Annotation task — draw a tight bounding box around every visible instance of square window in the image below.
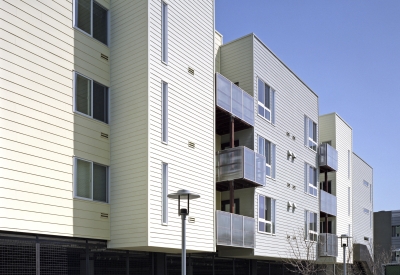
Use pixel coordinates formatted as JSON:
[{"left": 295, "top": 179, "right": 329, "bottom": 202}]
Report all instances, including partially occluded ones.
[{"left": 75, "top": 158, "right": 108, "bottom": 203}]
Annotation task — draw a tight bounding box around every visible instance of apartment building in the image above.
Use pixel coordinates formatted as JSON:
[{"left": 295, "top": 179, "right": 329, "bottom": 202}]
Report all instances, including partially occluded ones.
[
  {"left": 0, "top": 0, "right": 374, "bottom": 274},
  {"left": 374, "top": 210, "right": 400, "bottom": 263}
]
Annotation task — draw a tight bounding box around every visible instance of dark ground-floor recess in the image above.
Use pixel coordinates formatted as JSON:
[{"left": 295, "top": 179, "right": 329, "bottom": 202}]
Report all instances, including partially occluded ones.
[{"left": 1, "top": 231, "right": 364, "bottom": 275}]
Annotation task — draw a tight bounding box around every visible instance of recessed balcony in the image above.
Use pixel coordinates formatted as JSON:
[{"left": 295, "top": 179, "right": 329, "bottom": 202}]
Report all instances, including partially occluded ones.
[
  {"left": 320, "top": 190, "right": 337, "bottom": 216},
  {"left": 319, "top": 143, "right": 338, "bottom": 172},
  {"left": 318, "top": 233, "right": 338, "bottom": 257},
  {"left": 216, "top": 210, "right": 255, "bottom": 249},
  {"left": 216, "top": 73, "right": 254, "bottom": 135},
  {"left": 216, "top": 146, "right": 266, "bottom": 191}
]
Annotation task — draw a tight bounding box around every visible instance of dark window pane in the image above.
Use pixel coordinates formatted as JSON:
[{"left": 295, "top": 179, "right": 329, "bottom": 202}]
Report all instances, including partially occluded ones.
[
  {"left": 93, "top": 82, "right": 108, "bottom": 123},
  {"left": 259, "top": 195, "right": 265, "bottom": 219},
  {"left": 77, "top": 159, "right": 92, "bottom": 199},
  {"left": 93, "top": 164, "right": 107, "bottom": 202},
  {"left": 93, "top": 2, "right": 108, "bottom": 44},
  {"left": 258, "top": 79, "right": 265, "bottom": 103},
  {"left": 77, "top": 0, "right": 91, "bottom": 34},
  {"left": 265, "top": 84, "right": 270, "bottom": 108},
  {"left": 75, "top": 74, "right": 91, "bottom": 115}
]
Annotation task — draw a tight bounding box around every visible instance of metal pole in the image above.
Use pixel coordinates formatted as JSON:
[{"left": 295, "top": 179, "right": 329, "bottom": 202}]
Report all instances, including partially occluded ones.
[
  {"left": 343, "top": 245, "right": 346, "bottom": 275},
  {"left": 182, "top": 212, "right": 187, "bottom": 275}
]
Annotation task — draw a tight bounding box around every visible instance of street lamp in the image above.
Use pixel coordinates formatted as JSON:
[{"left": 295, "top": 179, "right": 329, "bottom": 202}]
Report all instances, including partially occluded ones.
[
  {"left": 168, "top": 189, "right": 200, "bottom": 275},
  {"left": 340, "top": 234, "right": 352, "bottom": 275}
]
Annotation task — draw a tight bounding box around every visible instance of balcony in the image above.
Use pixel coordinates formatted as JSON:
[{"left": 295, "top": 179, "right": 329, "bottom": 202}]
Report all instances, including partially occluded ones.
[
  {"left": 320, "top": 190, "right": 337, "bottom": 216},
  {"left": 216, "top": 73, "right": 254, "bottom": 135},
  {"left": 216, "top": 146, "right": 266, "bottom": 190},
  {"left": 319, "top": 143, "right": 338, "bottom": 172},
  {"left": 318, "top": 233, "right": 338, "bottom": 257},
  {"left": 216, "top": 210, "right": 255, "bottom": 249}
]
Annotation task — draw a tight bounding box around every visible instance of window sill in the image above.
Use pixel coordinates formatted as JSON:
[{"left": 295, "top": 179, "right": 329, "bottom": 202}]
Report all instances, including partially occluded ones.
[
  {"left": 162, "top": 222, "right": 168, "bottom": 226},
  {"left": 304, "top": 192, "right": 318, "bottom": 198},
  {"left": 257, "top": 231, "right": 276, "bottom": 236},
  {"left": 161, "top": 60, "right": 168, "bottom": 66},
  {"left": 304, "top": 145, "right": 317, "bottom": 154},
  {"left": 73, "top": 26, "right": 109, "bottom": 48},
  {"left": 161, "top": 140, "right": 168, "bottom": 145},
  {"left": 257, "top": 113, "right": 275, "bottom": 125},
  {"left": 73, "top": 197, "right": 109, "bottom": 205}
]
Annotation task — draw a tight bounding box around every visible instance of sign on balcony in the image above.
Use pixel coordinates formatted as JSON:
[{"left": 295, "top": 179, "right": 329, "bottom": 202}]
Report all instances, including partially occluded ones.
[
  {"left": 216, "top": 73, "right": 254, "bottom": 126},
  {"left": 216, "top": 210, "right": 255, "bottom": 248}
]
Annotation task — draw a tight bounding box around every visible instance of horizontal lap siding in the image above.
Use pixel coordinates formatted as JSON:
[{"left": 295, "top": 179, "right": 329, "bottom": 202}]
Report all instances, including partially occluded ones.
[
  {"left": 251, "top": 36, "right": 319, "bottom": 259},
  {"left": 352, "top": 153, "right": 373, "bottom": 248},
  {"left": 147, "top": 0, "right": 215, "bottom": 252},
  {"left": 108, "top": 0, "right": 149, "bottom": 249},
  {"left": 0, "top": 0, "right": 110, "bottom": 239}
]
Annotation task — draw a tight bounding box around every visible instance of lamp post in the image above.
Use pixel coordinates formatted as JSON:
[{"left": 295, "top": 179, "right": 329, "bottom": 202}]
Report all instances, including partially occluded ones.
[
  {"left": 340, "top": 234, "right": 352, "bottom": 275},
  {"left": 168, "top": 189, "right": 200, "bottom": 275}
]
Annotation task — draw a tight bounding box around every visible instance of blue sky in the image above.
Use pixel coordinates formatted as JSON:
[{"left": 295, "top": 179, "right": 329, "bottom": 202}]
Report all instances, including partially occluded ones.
[{"left": 215, "top": 0, "right": 400, "bottom": 211}]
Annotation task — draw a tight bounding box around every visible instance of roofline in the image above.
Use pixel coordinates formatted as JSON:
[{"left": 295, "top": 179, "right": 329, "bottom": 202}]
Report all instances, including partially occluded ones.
[
  {"left": 214, "top": 30, "right": 223, "bottom": 43},
  {"left": 220, "top": 33, "right": 318, "bottom": 98},
  {"left": 319, "top": 112, "right": 353, "bottom": 130},
  {"left": 352, "top": 152, "right": 373, "bottom": 170}
]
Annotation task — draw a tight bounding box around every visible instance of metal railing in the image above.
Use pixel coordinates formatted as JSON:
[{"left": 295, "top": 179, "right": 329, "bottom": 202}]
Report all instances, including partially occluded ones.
[
  {"left": 319, "top": 143, "right": 338, "bottom": 172},
  {"left": 320, "top": 190, "right": 337, "bottom": 216},
  {"left": 216, "top": 73, "right": 254, "bottom": 126},
  {"left": 318, "top": 233, "right": 338, "bottom": 257},
  {"left": 216, "top": 210, "right": 255, "bottom": 248},
  {"left": 216, "top": 146, "right": 266, "bottom": 186}
]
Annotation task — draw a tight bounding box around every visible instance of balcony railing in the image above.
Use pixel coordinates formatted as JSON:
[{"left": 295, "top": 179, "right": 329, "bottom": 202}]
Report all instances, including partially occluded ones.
[
  {"left": 216, "top": 146, "right": 266, "bottom": 187},
  {"left": 216, "top": 210, "right": 255, "bottom": 248},
  {"left": 216, "top": 73, "right": 254, "bottom": 126},
  {"left": 319, "top": 143, "right": 338, "bottom": 172},
  {"left": 318, "top": 233, "right": 338, "bottom": 257},
  {"left": 320, "top": 190, "right": 337, "bottom": 216}
]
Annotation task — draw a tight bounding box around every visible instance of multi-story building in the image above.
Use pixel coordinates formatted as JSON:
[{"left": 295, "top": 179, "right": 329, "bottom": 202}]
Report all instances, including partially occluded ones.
[
  {"left": 374, "top": 210, "right": 400, "bottom": 263},
  {"left": 0, "top": 0, "right": 373, "bottom": 274}
]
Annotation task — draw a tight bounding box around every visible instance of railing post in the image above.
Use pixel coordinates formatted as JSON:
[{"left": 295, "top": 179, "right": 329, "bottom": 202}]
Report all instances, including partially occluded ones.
[{"left": 230, "top": 213, "right": 233, "bottom": 246}]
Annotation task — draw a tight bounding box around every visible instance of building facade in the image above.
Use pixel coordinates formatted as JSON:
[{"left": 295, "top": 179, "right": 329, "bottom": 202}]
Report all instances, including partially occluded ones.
[
  {"left": 374, "top": 210, "right": 400, "bottom": 263},
  {"left": 0, "top": 0, "right": 373, "bottom": 274}
]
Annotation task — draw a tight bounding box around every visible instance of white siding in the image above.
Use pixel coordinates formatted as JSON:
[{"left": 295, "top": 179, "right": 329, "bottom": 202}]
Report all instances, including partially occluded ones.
[
  {"left": 0, "top": 0, "right": 110, "bottom": 239},
  {"left": 147, "top": 0, "right": 215, "bottom": 252}
]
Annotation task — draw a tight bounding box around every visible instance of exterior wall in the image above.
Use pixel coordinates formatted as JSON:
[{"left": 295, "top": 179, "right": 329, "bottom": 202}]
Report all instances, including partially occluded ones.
[
  {"left": 215, "top": 31, "right": 222, "bottom": 73},
  {"left": 392, "top": 211, "right": 400, "bottom": 250},
  {"left": 108, "top": 0, "right": 149, "bottom": 249},
  {"left": 147, "top": 0, "right": 215, "bottom": 252},
  {"left": 374, "top": 211, "right": 392, "bottom": 256},
  {"left": 220, "top": 188, "right": 255, "bottom": 218},
  {"left": 252, "top": 35, "right": 319, "bottom": 259},
  {"left": 219, "top": 34, "right": 254, "bottom": 96},
  {"left": 0, "top": 0, "right": 110, "bottom": 239},
  {"left": 352, "top": 153, "right": 373, "bottom": 247}
]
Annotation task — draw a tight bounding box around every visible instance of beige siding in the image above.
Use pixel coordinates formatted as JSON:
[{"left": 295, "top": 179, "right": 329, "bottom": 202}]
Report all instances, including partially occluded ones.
[
  {"left": 0, "top": 0, "right": 110, "bottom": 239},
  {"left": 108, "top": 0, "right": 149, "bottom": 249},
  {"left": 147, "top": 0, "right": 215, "bottom": 252}
]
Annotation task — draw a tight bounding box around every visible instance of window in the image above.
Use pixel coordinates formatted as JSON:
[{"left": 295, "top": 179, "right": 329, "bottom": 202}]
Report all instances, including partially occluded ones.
[
  {"left": 363, "top": 180, "right": 369, "bottom": 187},
  {"left": 304, "top": 116, "right": 317, "bottom": 151},
  {"left": 258, "top": 195, "right": 276, "bottom": 234},
  {"left": 257, "top": 78, "right": 276, "bottom": 123},
  {"left": 320, "top": 180, "right": 332, "bottom": 193},
  {"left": 162, "top": 163, "right": 168, "bottom": 224},
  {"left": 305, "top": 163, "right": 317, "bottom": 196},
  {"left": 161, "top": 2, "right": 168, "bottom": 63},
  {"left": 162, "top": 81, "right": 168, "bottom": 143},
  {"left": 221, "top": 199, "right": 240, "bottom": 214},
  {"left": 74, "top": 0, "right": 108, "bottom": 45},
  {"left": 74, "top": 72, "right": 109, "bottom": 123},
  {"left": 258, "top": 136, "right": 276, "bottom": 179},
  {"left": 74, "top": 158, "right": 108, "bottom": 203},
  {"left": 305, "top": 210, "right": 318, "bottom": 241},
  {"left": 392, "top": 226, "right": 400, "bottom": 237},
  {"left": 320, "top": 220, "right": 332, "bottom": 233},
  {"left": 348, "top": 150, "right": 351, "bottom": 179},
  {"left": 348, "top": 187, "right": 351, "bottom": 216}
]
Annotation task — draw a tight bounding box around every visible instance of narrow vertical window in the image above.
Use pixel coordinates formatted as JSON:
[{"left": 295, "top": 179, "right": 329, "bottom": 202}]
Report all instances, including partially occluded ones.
[
  {"left": 162, "top": 163, "right": 168, "bottom": 224},
  {"left": 348, "top": 224, "right": 351, "bottom": 236},
  {"left": 258, "top": 195, "right": 276, "bottom": 234},
  {"left": 304, "top": 116, "right": 317, "bottom": 151},
  {"left": 347, "top": 150, "right": 350, "bottom": 178},
  {"left": 162, "top": 81, "right": 168, "bottom": 143},
  {"left": 162, "top": 2, "right": 168, "bottom": 63},
  {"left": 258, "top": 136, "right": 276, "bottom": 179},
  {"left": 348, "top": 187, "right": 350, "bottom": 216},
  {"left": 257, "top": 78, "right": 276, "bottom": 123},
  {"left": 305, "top": 163, "right": 318, "bottom": 196}
]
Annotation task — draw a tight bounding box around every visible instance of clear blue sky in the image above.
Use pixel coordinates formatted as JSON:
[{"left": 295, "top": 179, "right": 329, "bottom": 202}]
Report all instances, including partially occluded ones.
[{"left": 215, "top": 0, "right": 400, "bottom": 211}]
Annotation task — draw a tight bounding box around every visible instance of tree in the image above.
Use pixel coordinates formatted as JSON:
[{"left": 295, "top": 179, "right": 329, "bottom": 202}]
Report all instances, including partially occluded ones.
[{"left": 283, "top": 228, "right": 325, "bottom": 275}]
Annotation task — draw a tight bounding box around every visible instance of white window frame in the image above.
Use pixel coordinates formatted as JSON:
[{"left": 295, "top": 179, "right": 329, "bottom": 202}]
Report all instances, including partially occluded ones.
[
  {"left": 73, "top": 72, "right": 109, "bottom": 124},
  {"left": 73, "top": 0, "right": 109, "bottom": 46},
  {"left": 304, "top": 116, "right": 317, "bottom": 151},
  {"left": 162, "top": 162, "right": 168, "bottom": 225},
  {"left": 161, "top": 1, "right": 168, "bottom": 63},
  {"left": 161, "top": 81, "right": 168, "bottom": 143},
  {"left": 73, "top": 157, "right": 109, "bottom": 203},
  {"left": 257, "top": 78, "right": 276, "bottom": 124},
  {"left": 305, "top": 210, "right": 318, "bottom": 242},
  {"left": 258, "top": 194, "right": 276, "bottom": 235},
  {"left": 258, "top": 135, "right": 276, "bottom": 179},
  {"left": 305, "top": 163, "right": 318, "bottom": 197}
]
